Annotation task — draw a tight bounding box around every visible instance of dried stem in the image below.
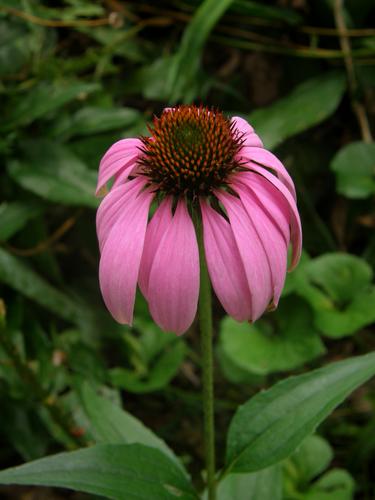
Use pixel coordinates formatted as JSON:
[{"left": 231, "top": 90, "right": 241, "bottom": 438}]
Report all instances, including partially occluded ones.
[
  {"left": 334, "top": 0, "right": 373, "bottom": 143},
  {"left": 5, "top": 211, "right": 81, "bottom": 257},
  {"left": 0, "top": 5, "right": 110, "bottom": 27}
]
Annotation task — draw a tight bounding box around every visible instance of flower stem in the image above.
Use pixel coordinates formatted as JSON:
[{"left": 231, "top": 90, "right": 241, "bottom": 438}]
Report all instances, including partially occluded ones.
[{"left": 194, "top": 211, "right": 216, "bottom": 500}]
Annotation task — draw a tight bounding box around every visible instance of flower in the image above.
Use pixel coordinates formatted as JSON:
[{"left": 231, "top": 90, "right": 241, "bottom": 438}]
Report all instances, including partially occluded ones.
[{"left": 96, "top": 105, "right": 302, "bottom": 335}]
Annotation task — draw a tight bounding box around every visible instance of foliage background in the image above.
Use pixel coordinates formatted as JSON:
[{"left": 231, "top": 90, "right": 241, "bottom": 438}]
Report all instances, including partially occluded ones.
[{"left": 0, "top": 0, "right": 374, "bottom": 498}]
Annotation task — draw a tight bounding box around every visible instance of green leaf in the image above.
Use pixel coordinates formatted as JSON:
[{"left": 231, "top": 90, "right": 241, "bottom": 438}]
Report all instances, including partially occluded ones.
[
  {"left": 330, "top": 141, "right": 375, "bottom": 199},
  {"left": 229, "top": 0, "right": 301, "bottom": 24},
  {"left": 0, "top": 20, "right": 32, "bottom": 77},
  {"left": 8, "top": 140, "right": 97, "bottom": 208},
  {"left": 51, "top": 106, "right": 143, "bottom": 140},
  {"left": 225, "top": 351, "right": 375, "bottom": 473},
  {"left": 0, "top": 247, "right": 80, "bottom": 323},
  {"left": 295, "top": 253, "right": 375, "bottom": 337},
  {"left": 0, "top": 444, "right": 198, "bottom": 500},
  {"left": 79, "top": 382, "right": 183, "bottom": 471},
  {"left": 0, "top": 398, "right": 49, "bottom": 461},
  {"left": 300, "top": 253, "right": 372, "bottom": 304},
  {"left": 306, "top": 469, "right": 355, "bottom": 500},
  {"left": 217, "top": 344, "right": 265, "bottom": 385},
  {"left": 110, "top": 339, "right": 186, "bottom": 393},
  {"left": 2, "top": 81, "right": 100, "bottom": 130},
  {"left": 289, "top": 435, "right": 333, "bottom": 483},
  {"left": 248, "top": 73, "right": 346, "bottom": 149},
  {"left": 0, "top": 201, "right": 42, "bottom": 241},
  {"left": 167, "top": 0, "right": 235, "bottom": 102},
  {"left": 284, "top": 436, "right": 355, "bottom": 499},
  {"left": 216, "top": 465, "right": 282, "bottom": 500},
  {"left": 219, "top": 297, "right": 325, "bottom": 375}
]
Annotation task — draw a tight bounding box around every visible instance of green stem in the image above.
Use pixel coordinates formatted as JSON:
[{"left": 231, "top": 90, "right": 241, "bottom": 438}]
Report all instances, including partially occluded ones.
[{"left": 194, "top": 211, "right": 216, "bottom": 500}]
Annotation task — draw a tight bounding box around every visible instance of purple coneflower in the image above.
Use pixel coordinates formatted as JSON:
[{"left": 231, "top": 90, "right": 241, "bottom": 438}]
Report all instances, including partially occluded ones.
[{"left": 96, "top": 105, "right": 302, "bottom": 335}]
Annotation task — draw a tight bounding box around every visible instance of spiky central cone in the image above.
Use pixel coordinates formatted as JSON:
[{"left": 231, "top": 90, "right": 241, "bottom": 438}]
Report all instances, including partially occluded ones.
[{"left": 138, "top": 105, "right": 244, "bottom": 197}]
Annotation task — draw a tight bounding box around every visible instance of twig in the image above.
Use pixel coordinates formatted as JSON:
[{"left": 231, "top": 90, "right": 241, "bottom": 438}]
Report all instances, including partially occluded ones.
[
  {"left": 210, "top": 34, "right": 373, "bottom": 60},
  {"left": 334, "top": 0, "right": 373, "bottom": 143},
  {"left": 5, "top": 211, "right": 82, "bottom": 257},
  {"left": 300, "top": 26, "right": 375, "bottom": 37},
  {"left": 0, "top": 5, "right": 110, "bottom": 27}
]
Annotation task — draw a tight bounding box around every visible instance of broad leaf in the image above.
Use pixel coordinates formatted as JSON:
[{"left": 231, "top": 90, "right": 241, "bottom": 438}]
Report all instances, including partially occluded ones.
[
  {"left": 8, "top": 140, "right": 97, "bottom": 208},
  {"left": 331, "top": 141, "right": 375, "bottom": 199},
  {"left": 79, "top": 382, "right": 183, "bottom": 471},
  {"left": 307, "top": 469, "right": 355, "bottom": 500},
  {"left": 216, "top": 465, "right": 282, "bottom": 500},
  {"left": 248, "top": 72, "right": 346, "bottom": 149},
  {"left": 288, "top": 435, "right": 333, "bottom": 483},
  {"left": 219, "top": 297, "right": 325, "bottom": 375},
  {"left": 295, "top": 253, "right": 375, "bottom": 337},
  {"left": 0, "top": 443, "right": 198, "bottom": 500},
  {"left": 225, "top": 351, "right": 375, "bottom": 473},
  {"left": 284, "top": 435, "right": 355, "bottom": 499}
]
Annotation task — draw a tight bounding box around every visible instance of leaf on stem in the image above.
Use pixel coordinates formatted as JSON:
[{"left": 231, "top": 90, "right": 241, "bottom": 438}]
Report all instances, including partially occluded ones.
[
  {"left": 225, "top": 351, "right": 375, "bottom": 473},
  {"left": 0, "top": 443, "right": 198, "bottom": 500}
]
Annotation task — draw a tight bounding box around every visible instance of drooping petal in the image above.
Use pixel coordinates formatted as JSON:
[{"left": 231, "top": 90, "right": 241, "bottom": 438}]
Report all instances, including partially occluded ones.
[
  {"left": 138, "top": 196, "right": 173, "bottom": 298},
  {"left": 99, "top": 187, "right": 154, "bottom": 325},
  {"left": 234, "top": 171, "right": 290, "bottom": 245},
  {"left": 96, "top": 138, "right": 142, "bottom": 195},
  {"left": 215, "top": 190, "right": 273, "bottom": 321},
  {"left": 234, "top": 168, "right": 302, "bottom": 270},
  {"left": 239, "top": 146, "right": 296, "bottom": 199},
  {"left": 147, "top": 200, "right": 199, "bottom": 335},
  {"left": 96, "top": 177, "right": 146, "bottom": 252},
  {"left": 231, "top": 116, "right": 263, "bottom": 148},
  {"left": 200, "top": 200, "right": 252, "bottom": 321},
  {"left": 232, "top": 183, "right": 288, "bottom": 307}
]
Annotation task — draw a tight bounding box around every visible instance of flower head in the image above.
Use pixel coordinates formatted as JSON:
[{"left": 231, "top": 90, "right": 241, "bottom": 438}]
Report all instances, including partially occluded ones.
[{"left": 96, "top": 105, "right": 302, "bottom": 335}]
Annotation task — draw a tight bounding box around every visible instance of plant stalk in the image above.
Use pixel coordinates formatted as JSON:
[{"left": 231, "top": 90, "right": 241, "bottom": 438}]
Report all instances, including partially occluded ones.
[{"left": 194, "top": 211, "right": 216, "bottom": 500}]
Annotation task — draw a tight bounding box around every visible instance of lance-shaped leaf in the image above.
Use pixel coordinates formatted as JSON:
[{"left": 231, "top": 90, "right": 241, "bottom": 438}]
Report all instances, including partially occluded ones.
[
  {"left": 0, "top": 444, "right": 198, "bottom": 500},
  {"left": 248, "top": 72, "right": 346, "bottom": 149},
  {"left": 225, "top": 352, "right": 375, "bottom": 473}
]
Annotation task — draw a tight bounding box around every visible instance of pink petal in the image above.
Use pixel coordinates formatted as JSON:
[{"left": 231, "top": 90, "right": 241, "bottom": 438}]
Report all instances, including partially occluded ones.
[
  {"left": 147, "top": 200, "right": 199, "bottom": 335},
  {"left": 200, "top": 200, "right": 252, "bottom": 321},
  {"left": 138, "top": 197, "right": 173, "bottom": 298},
  {"left": 215, "top": 190, "right": 273, "bottom": 321},
  {"left": 239, "top": 146, "right": 296, "bottom": 199},
  {"left": 233, "top": 183, "right": 288, "bottom": 307},
  {"left": 96, "top": 138, "right": 142, "bottom": 195},
  {"left": 231, "top": 116, "right": 263, "bottom": 148},
  {"left": 234, "top": 172, "right": 290, "bottom": 245},
  {"left": 235, "top": 168, "right": 302, "bottom": 270},
  {"left": 111, "top": 163, "right": 140, "bottom": 190},
  {"left": 99, "top": 187, "right": 154, "bottom": 325},
  {"left": 96, "top": 177, "right": 146, "bottom": 252}
]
